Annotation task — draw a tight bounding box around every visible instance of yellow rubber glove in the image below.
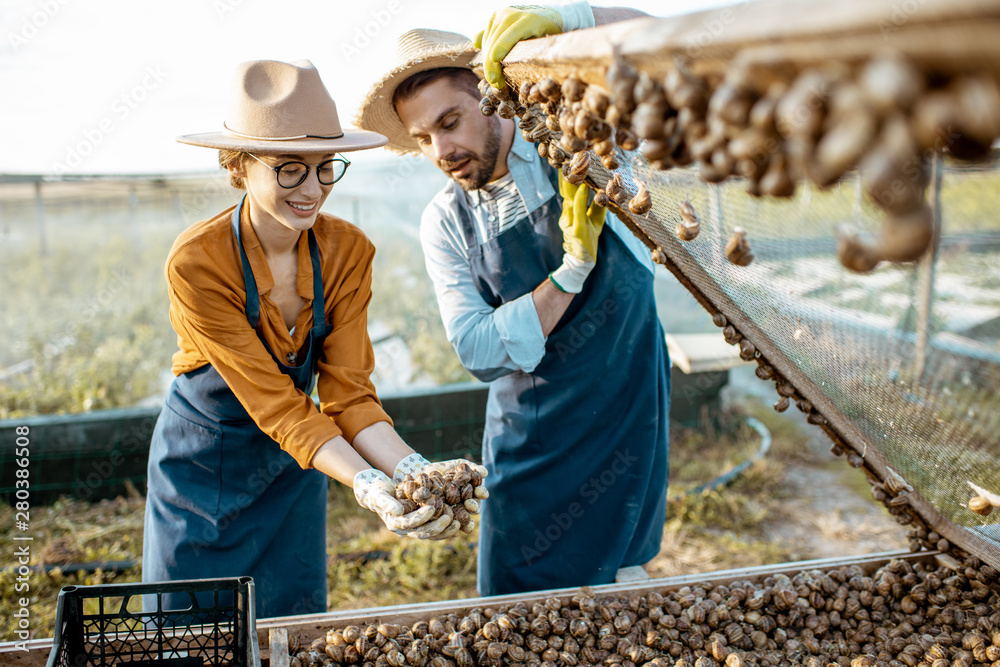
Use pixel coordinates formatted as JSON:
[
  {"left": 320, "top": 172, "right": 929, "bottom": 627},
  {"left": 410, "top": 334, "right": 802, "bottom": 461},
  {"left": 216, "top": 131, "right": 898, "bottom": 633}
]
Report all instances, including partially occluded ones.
[
  {"left": 549, "top": 173, "right": 606, "bottom": 293},
  {"left": 559, "top": 173, "right": 605, "bottom": 262},
  {"left": 474, "top": 5, "right": 566, "bottom": 92}
]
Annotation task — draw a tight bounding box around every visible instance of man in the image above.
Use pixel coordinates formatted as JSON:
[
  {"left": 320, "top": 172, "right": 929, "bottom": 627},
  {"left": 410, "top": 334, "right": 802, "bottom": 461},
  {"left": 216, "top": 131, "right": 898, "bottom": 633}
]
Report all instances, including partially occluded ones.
[{"left": 356, "top": 4, "right": 669, "bottom": 596}]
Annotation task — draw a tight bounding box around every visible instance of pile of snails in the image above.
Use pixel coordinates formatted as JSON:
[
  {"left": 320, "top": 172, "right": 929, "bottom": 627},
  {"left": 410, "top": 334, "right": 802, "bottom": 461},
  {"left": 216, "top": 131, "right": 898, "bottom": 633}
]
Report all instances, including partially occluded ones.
[
  {"left": 479, "top": 51, "right": 1000, "bottom": 274},
  {"left": 293, "top": 555, "right": 1000, "bottom": 667},
  {"left": 395, "top": 463, "right": 487, "bottom": 535}
]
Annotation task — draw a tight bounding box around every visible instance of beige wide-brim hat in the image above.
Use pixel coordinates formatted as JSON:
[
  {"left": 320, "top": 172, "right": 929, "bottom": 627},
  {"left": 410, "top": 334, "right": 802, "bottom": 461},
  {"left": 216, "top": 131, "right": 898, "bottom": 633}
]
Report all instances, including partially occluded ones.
[
  {"left": 178, "top": 59, "right": 387, "bottom": 154},
  {"left": 355, "top": 29, "right": 477, "bottom": 154}
]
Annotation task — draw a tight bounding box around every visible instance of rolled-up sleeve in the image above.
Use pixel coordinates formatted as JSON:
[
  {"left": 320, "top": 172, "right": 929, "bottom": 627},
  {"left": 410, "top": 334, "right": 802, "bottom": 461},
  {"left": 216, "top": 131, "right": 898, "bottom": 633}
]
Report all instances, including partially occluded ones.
[
  {"left": 420, "top": 202, "right": 547, "bottom": 382},
  {"left": 314, "top": 237, "right": 393, "bottom": 442},
  {"left": 167, "top": 249, "right": 343, "bottom": 469}
]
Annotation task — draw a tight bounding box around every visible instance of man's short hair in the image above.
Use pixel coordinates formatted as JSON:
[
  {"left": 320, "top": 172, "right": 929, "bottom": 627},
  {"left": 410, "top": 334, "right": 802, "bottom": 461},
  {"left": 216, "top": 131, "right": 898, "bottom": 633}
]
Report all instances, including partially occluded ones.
[{"left": 392, "top": 67, "right": 480, "bottom": 110}]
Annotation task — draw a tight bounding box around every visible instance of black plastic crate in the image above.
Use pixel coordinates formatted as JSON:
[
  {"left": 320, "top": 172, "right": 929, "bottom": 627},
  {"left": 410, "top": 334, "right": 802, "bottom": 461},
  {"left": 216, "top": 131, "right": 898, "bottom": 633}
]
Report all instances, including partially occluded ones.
[{"left": 46, "top": 577, "right": 260, "bottom": 667}]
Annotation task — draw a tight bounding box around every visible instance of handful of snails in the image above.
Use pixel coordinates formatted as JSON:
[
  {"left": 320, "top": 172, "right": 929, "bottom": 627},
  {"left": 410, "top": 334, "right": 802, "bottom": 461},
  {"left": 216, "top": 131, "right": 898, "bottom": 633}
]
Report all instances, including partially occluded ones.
[{"left": 394, "top": 463, "right": 487, "bottom": 534}]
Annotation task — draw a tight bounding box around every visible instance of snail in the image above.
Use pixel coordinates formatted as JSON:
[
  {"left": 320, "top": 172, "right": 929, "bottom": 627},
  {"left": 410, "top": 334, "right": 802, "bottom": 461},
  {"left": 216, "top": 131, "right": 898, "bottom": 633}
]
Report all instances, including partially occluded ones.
[
  {"left": 628, "top": 182, "right": 652, "bottom": 214},
  {"left": 724, "top": 227, "right": 754, "bottom": 266},
  {"left": 676, "top": 201, "right": 700, "bottom": 241},
  {"left": 606, "top": 45, "right": 639, "bottom": 115},
  {"left": 836, "top": 226, "right": 883, "bottom": 274},
  {"left": 394, "top": 462, "right": 485, "bottom": 534},
  {"left": 563, "top": 151, "right": 591, "bottom": 186},
  {"left": 604, "top": 173, "right": 626, "bottom": 203},
  {"left": 879, "top": 205, "right": 934, "bottom": 263},
  {"left": 593, "top": 188, "right": 610, "bottom": 208}
]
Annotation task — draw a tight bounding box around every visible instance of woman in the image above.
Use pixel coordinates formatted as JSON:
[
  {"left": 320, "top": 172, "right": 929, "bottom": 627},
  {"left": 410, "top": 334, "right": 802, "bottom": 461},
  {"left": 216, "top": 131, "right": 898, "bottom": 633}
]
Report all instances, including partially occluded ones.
[{"left": 142, "top": 59, "right": 485, "bottom": 619}]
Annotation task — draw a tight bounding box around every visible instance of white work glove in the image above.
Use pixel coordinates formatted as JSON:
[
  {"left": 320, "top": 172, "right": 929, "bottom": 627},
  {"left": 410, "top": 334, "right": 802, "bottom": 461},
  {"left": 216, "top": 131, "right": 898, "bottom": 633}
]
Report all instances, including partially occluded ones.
[
  {"left": 474, "top": 2, "right": 595, "bottom": 91},
  {"left": 353, "top": 469, "right": 437, "bottom": 536},
  {"left": 393, "top": 453, "right": 489, "bottom": 488}
]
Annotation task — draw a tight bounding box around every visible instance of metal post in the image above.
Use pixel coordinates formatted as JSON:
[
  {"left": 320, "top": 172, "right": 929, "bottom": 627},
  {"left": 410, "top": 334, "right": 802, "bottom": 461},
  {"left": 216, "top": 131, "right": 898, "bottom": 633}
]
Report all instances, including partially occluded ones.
[
  {"left": 171, "top": 189, "right": 183, "bottom": 222},
  {"left": 129, "top": 183, "right": 140, "bottom": 246},
  {"left": 34, "top": 180, "right": 47, "bottom": 257},
  {"left": 913, "top": 154, "right": 943, "bottom": 383}
]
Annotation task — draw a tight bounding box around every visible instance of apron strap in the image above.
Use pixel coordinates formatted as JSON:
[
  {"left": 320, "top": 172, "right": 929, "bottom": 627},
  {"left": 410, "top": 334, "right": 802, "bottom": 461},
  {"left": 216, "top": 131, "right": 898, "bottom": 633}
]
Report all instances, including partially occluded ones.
[
  {"left": 231, "top": 194, "right": 324, "bottom": 331},
  {"left": 231, "top": 196, "right": 262, "bottom": 329},
  {"left": 453, "top": 184, "right": 479, "bottom": 252},
  {"left": 307, "top": 229, "right": 325, "bottom": 331},
  {"left": 453, "top": 162, "right": 562, "bottom": 255}
]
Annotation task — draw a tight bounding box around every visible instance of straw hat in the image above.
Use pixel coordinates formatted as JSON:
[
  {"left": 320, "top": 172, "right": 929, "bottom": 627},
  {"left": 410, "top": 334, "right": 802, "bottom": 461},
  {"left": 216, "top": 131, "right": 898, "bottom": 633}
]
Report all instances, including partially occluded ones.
[
  {"left": 178, "top": 59, "right": 387, "bottom": 154},
  {"left": 355, "top": 29, "right": 477, "bottom": 154}
]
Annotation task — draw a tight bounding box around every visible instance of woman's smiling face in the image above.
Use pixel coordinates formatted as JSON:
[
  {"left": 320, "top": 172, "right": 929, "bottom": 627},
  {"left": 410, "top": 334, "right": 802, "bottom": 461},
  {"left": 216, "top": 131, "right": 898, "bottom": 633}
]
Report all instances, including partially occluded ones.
[{"left": 233, "top": 152, "right": 337, "bottom": 236}]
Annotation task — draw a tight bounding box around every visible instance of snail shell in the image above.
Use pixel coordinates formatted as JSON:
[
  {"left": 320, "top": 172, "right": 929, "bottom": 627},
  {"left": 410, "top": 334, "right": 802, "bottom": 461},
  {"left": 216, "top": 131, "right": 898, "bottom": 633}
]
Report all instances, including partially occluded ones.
[
  {"left": 479, "top": 98, "right": 497, "bottom": 117},
  {"left": 594, "top": 189, "right": 610, "bottom": 208},
  {"left": 759, "top": 154, "right": 795, "bottom": 198},
  {"left": 518, "top": 80, "right": 534, "bottom": 106},
  {"left": 584, "top": 86, "right": 610, "bottom": 117},
  {"left": 629, "top": 182, "right": 652, "bottom": 215},
  {"left": 496, "top": 100, "right": 518, "bottom": 120},
  {"left": 773, "top": 396, "right": 790, "bottom": 412},
  {"left": 837, "top": 227, "right": 883, "bottom": 274},
  {"left": 602, "top": 154, "right": 620, "bottom": 171},
  {"left": 562, "top": 76, "right": 586, "bottom": 104},
  {"left": 616, "top": 127, "right": 640, "bottom": 151},
  {"left": 879, "top": 204, "right": 933, "bottom": 263},
  {"left": 640, "top": 139, "right": 672, "bottom": 162},
  {"left": 724, "top": 228, "right": 754, "bottom": 266},
  {"left": 605, "top": 173, "right": 626, "bottom": 203},
  {"left": 564, "top": 151, "right": 591, "bottom": 186},
  {"left": 538, "top": 77, "right": 562, "bottom": 104},
  {"left": 969, "top": 496, "right": 993, "bottom": 516},
  {"left": 676, "top": 219, "right": 699, "bottom": 241},
  {"left": 813, "top": 109, "right": 878, "bottom": 187},
  {"left": 560, "top": 133, "right": 587, "bottom": 154},
  {"left": 633, "top": 103, "right": 667, "bottom": 140},
  {"left": 722, "top": 325, "right": 741, "bottom": 345},
  {"left": 606, "top": 48, "right": 639, "bottom": 114},
  {"left": 400, "top": 499, "right": 420, "bottom": 514},
  {"left": 859, "top": 52, "right": 924, "bottom": 115}
]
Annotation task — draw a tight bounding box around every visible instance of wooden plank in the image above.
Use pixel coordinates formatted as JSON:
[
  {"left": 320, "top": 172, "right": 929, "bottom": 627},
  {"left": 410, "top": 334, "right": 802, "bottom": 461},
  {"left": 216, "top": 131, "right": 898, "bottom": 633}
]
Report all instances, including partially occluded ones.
[
  {"left": 254, "top": 550, "right": 931, "bottom": 652},
  {"left": 665, "top": 333, "right": 748, "bottom": 374},
  {"left": 485, "top": 0, "right": 1000, "bottom": 89},
  {"left": 268, "top": 627, "right": 290, "bottom": 667}
]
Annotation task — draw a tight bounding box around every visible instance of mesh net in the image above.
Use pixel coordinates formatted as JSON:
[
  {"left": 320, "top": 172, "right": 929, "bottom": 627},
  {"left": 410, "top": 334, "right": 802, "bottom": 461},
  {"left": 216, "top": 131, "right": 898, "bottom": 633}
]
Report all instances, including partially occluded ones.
[{"left": 599, "top": 150, "right": 1000, "bottom": 567}]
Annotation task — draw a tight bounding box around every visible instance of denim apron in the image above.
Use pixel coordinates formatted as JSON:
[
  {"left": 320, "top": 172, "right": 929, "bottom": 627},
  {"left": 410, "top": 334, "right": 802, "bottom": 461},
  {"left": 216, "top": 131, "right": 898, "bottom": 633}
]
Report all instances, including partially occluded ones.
[
  {"left": 463, "top": 171, "right": 671, "bottom": 596},
  {"left": 143, "top": 196, "right": 331, "bottom": 619}
]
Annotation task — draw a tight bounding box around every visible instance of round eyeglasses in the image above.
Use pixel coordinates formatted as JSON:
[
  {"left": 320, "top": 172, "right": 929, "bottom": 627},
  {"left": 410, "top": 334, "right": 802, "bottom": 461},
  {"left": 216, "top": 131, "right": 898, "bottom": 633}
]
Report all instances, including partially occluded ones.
[{"left": 248, "top": 154, "right": 351, "bottom": 188}]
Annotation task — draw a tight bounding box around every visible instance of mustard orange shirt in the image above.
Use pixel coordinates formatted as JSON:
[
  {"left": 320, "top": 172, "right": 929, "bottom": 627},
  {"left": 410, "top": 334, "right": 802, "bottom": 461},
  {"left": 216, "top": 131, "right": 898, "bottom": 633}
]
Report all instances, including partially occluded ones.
[{"left": 166, "top": 203, "right": 391, "bottom": 468}]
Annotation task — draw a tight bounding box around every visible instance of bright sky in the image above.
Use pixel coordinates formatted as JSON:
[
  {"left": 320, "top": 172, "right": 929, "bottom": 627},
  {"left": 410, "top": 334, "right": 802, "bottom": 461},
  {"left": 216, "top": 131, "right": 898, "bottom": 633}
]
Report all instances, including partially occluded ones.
[{"left": 0, "top": 0, "right": 737, "bottom": 176}]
